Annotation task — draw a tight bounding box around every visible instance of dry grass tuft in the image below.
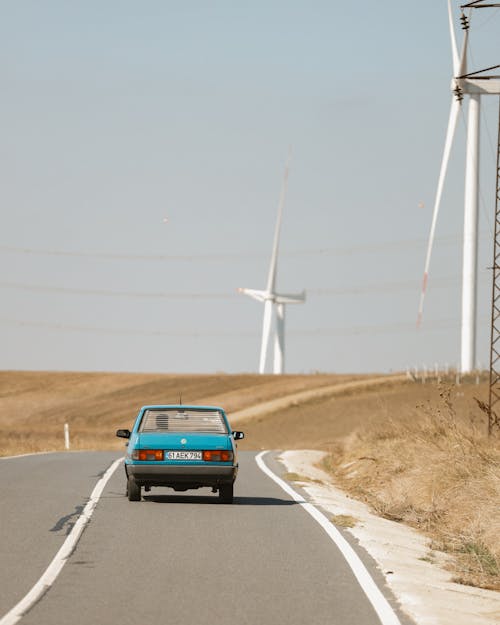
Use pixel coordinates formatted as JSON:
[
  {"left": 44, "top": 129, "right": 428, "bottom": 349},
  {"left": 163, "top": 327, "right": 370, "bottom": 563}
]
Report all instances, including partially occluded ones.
[
  {"left": 323, "top": 386, "right": 500, "bottom": 590},
  {"left": 282, "top": 472, "right": 323, "bottom": 484},
  {"left": 282, "top": 472, "right": 306, "bottom": 482},
  {"left": 331, "top": 514, "right": 357, "bottom": 528}
]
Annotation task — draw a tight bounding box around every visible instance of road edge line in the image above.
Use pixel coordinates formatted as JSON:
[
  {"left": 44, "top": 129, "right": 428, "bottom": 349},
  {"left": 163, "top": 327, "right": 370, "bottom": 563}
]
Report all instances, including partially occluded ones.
[
  {"left": 255, "top": 451, "right": 402, "bottom": 625},
  {"left": 0, "top": 457, "right": 123, "bottom": 625},
  {"left": 0, "top": 452, "right": 55, "bottom": 460},
  {"left": 1, "top": 451, "right": 99, "bottom": 460}
]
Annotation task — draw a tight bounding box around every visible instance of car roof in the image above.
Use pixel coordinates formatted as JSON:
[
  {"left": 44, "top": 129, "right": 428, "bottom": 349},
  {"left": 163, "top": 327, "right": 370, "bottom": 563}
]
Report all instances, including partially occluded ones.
[{"left": 139, "top": 405, "right": 225, "bottom": 412}]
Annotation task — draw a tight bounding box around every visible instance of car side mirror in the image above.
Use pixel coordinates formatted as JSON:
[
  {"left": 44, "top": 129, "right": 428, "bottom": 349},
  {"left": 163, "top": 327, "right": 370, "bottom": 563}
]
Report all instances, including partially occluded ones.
[
  {"left": 116, "top": 429, "right": 131, "bottom": 439},
  {"left": 232, "top": 431, "right": 245, "bottom": 440}
]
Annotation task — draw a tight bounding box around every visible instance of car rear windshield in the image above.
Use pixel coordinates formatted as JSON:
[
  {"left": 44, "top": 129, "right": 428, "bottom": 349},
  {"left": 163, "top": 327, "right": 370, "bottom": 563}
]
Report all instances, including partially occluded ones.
[{"left": 139, "top": 409, "right": 228, "bottom": 434}]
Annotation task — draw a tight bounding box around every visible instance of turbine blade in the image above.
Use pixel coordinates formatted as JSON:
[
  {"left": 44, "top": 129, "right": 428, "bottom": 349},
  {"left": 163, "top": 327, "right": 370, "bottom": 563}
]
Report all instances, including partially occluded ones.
[
  {"left": 458, "top": 21, "right": 469, "bottom": 77},
  {"left": 259, "top": 300, "right": 273, "bottom": 374},
  {"left": 418, "top": 97, "right": 461, "bottom": 327},
  {"left": 448, "top": 0, "right": 460, "bottom": 75},
  {"left": 238, "top": 288, "right": 267, "bottom": 302},
  {"left": 275, "top": 290, "right": 306, "bottom": 304},
  {"left": 266, "top": 148, "right": 292, "bottom": 293}
]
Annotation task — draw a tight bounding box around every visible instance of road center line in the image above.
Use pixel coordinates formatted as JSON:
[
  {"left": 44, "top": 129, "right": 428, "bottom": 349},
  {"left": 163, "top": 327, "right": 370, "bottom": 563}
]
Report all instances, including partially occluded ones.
[
  {"left": 0, "top": 457, "right": 123, "bottom": 625},
  {"left": 255, "top": 451, "right": 402, "bottom": 625}
]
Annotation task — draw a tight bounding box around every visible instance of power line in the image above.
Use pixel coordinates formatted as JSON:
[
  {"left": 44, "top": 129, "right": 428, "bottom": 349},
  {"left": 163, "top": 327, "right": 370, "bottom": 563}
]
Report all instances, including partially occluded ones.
[
  {"left": 0, "top": 245, "right": 255, "bottom": 263},
  {"left": 309, "top": 273, "right": 490, "bottom": 296},
  {"left": 0, "top": 315, "right": 483, "bottom": 339},
  {"left": 0, "top": 232, "right": 488, "bottom": 263},
  {"left": 0, "top": 281, "right": 235, "bottom": 300},
  {"left": 0, "top": 273, "right": 489, "bottom": 300},
  {"left": 0, "top": 317, "right": 253, "bottom": 337}
]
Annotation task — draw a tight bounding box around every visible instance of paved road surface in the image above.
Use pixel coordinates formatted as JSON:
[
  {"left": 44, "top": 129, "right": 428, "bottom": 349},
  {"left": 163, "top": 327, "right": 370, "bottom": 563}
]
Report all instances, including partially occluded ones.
[{"left": 0, "top": 451, "right": 410, "bottom": 625}]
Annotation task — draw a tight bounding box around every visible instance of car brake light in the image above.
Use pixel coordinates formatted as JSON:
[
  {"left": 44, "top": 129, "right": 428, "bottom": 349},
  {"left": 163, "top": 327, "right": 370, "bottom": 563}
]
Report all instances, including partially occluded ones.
[
  {"left": 203, "top": 450, "right": 233, "bottom": 462},
  {"left": 133, "top": 449, "right": 164, "bottom": 461}
]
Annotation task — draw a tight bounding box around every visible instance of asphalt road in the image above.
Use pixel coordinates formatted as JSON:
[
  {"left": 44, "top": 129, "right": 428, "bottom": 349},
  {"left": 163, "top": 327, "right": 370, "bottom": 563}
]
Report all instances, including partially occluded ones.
[{"left": 0, "top": 451, "right": 410, "bottom": 625}]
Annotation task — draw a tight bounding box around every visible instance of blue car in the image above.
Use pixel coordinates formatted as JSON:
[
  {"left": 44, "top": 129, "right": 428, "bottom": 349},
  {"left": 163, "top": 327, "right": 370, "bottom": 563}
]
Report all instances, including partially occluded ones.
[{"left": 116, "top": 405, "right": 244, "bottom": 503}]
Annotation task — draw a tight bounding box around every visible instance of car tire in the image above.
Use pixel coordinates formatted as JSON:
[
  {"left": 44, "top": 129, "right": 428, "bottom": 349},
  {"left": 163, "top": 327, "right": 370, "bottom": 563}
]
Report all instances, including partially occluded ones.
[
  {"left": 127, "top": 476, "right": 141, "bottom": 502},
  {"left": 219, "top": 483, "right": 233, "bottom": 504}
]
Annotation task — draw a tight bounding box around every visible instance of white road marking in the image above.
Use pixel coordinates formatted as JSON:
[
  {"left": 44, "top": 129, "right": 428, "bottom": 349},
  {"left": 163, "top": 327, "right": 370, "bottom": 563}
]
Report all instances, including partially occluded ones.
[
  {"left": 1, "top": 451, "right": 91, "bottom": 460},
  {"left": 255, "top": 451, "right": 402, "bottom": 625},
  {"left": 0, "top": 452, "right": 54, "bottom": 460},
  {"left": 0, "top": 457, "right": 123, "bottom": 625}
]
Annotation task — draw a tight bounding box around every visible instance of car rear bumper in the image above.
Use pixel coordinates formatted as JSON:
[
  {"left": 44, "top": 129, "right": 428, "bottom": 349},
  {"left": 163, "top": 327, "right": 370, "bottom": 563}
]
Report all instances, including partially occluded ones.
[{"left": 125, "top": 463, "right": 238, "bottom": 488}]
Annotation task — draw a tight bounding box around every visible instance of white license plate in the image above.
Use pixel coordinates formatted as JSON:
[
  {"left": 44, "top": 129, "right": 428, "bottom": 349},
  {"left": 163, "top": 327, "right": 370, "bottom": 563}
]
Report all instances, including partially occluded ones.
[{"left": 166, "top": 451, "right": 202, "bottom": 460}]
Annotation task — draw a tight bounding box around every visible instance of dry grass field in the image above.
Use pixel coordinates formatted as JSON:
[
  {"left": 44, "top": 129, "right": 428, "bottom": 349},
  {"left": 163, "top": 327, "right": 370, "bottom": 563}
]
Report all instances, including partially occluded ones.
[
  {"left": 0, "top": 370, "right": 362, "bottom": 455},
  {"left": 321, "top": 386, "right": 500, "bottom": 591},
  {"left": 0, "top": 370, "right": 498, "bottom": 591}
]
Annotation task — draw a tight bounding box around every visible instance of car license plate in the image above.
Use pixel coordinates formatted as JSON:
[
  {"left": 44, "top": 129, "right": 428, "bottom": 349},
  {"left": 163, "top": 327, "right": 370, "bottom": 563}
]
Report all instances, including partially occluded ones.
[{"left": 166, "top": 451, "right": 202, "bottom": 460}]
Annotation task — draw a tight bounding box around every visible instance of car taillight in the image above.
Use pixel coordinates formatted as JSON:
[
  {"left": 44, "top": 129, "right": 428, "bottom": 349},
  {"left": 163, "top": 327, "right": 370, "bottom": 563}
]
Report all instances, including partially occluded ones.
[
  {"left": 133, "top": 449, "right": 164, "bottom": 461},
  {"left": 202, "top": 450, "right": 233, "bottom": 462}
]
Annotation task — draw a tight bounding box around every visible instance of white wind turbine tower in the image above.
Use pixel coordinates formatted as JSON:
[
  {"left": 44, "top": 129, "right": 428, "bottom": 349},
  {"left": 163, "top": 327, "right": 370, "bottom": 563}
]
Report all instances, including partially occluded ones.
[
  {"left": 239, "top": 153, "right": 306, "bottom": 374},
  {"left": 418, "top": 0, "right": 500, "bottom": 373}
]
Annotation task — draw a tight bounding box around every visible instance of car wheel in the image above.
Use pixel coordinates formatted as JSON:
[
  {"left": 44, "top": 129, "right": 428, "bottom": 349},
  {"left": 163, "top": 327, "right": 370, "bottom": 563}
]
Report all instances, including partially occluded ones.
[
  {"left": 127, "top": 476, "right": 141, "bottom": 502},
  {"left": 219, "top": 483, "right": 233, "bottom": 504}
]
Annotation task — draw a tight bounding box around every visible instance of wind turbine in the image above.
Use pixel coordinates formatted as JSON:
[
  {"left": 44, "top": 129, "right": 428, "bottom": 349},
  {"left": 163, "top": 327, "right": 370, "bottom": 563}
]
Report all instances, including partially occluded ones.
[
  {"left": 418, "top": 0, "right": 500, "bottom": 373},
  {"left": 239, "top": 152, "right": 305, "bottom": 374}
]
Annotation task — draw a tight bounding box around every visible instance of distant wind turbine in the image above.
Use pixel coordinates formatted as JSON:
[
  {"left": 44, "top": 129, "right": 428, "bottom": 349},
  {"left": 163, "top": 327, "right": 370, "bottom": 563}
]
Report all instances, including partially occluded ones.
[
  {"left": 418, "top": 0, "right": 500, "bottom": 373},
  {"left": 239, "top": 152, "right": 306, "bottom": 374}
]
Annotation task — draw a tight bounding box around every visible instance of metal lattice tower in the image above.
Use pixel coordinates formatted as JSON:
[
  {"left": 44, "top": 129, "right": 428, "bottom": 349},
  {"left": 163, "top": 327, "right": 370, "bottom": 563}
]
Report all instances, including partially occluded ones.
[{"left": 488, "top": 99, "right": 500, "bottom": 435}]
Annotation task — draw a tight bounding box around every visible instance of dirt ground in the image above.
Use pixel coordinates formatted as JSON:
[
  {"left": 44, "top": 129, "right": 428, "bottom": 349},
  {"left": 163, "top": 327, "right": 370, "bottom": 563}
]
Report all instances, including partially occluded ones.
[
  {"left": 0, "top": 370, "right": 490, "bottom": 455},
  {"left": 236, "top": 376, "right": 490, "bottom": 450}
]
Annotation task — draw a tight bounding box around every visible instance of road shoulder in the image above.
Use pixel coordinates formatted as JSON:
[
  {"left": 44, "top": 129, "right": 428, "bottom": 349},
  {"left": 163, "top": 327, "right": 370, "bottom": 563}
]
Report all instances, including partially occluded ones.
[{"left": 278, "top": 450, "right": 500, "bottom": 625}]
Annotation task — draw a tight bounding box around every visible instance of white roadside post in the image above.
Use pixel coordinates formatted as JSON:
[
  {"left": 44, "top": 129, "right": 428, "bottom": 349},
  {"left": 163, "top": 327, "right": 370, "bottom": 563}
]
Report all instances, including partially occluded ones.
[
  {"left": 64, "top": 423, "right": 70, "bottom": 450},
  {"left": 435, "top": 362, "right": 441, "bottom": 384}
]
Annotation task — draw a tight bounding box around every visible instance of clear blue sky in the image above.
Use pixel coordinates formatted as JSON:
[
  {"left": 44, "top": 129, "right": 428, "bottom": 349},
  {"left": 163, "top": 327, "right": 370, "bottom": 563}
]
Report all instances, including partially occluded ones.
[{"left": 1, "top": 1, "right": 499, "bottom": 374}]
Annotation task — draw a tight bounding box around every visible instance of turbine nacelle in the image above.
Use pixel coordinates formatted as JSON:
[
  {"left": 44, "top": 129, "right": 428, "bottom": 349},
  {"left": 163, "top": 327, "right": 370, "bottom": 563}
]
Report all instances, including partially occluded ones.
[
  {"left": 238, "top": 287, "right": 306, "bottom": 305},
  {"left": 460, "top": 77, "right": 500, "bottom": 96}
]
